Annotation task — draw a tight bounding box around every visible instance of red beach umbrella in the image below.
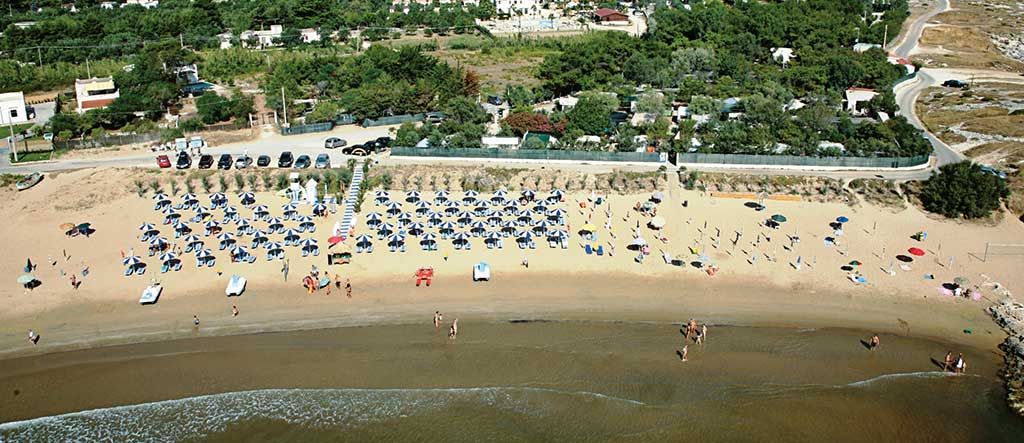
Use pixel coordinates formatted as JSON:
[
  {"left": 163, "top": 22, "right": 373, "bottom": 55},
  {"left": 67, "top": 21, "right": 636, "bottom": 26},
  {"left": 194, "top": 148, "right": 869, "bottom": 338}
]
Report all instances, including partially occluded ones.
[
  {"left": 328, "top": 236, "right": 343, "bottom": 247},
  {"left": 908, "top": 247, "right": 925, "bottom": 257}
]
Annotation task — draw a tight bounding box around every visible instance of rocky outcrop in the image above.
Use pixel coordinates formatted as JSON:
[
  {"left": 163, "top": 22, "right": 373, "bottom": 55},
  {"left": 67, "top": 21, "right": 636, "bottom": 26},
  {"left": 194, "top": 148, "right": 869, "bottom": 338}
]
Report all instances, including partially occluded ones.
[{"left": 989, "top": 297, "right": 1024, "bottom": 416}]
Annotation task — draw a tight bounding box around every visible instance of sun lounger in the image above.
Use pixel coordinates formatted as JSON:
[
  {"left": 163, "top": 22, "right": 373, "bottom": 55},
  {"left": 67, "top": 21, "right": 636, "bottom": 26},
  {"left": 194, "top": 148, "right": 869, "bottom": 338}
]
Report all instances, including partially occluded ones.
[
  {"left": 585, "top": 244, "right": 593, "bottom": 255},
  {"left": 206, "top": 258, "right": 215, "bottom": 267},
  {"left": 529, "top": 241, "right": 536, "bottom": 249},
  {"left": 561, "top": 240, "right": 568, "bottom": 250},
  {"left": 226, "top": 275, "right": 246, "bottom": 296},
  {"left": 139, "top": 284, "right": 162, "bottom": 305},
  {"left": 161, "top": 264, "right": 169, "bottom": 273},
  {"left": 596, "top": 245, "right": 604, "bottom": 256},
  {"left": 498, "top": 240, "right": 504, "bottom": 249},
  {"left": 124, "top": 267, "right": 133, "bottom": 276},
  {"left": 173, "top": 261, "right": 182, "bottom": 271},
  {"left": 465, "top": 242, "right": 472, "bottom": 250},
  {"left": 135, "top": 265, "right": 146, "bottom": 275},
  {"left": 313, "top": 248, "right": 320, "bottom": 256}
]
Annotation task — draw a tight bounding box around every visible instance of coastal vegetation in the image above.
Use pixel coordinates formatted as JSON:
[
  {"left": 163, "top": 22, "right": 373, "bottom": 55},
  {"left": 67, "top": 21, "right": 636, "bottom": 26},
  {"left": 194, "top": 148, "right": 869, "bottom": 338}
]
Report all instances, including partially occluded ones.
[{"left": 920, "top": 161, "right": 1010, "bottom": 219}]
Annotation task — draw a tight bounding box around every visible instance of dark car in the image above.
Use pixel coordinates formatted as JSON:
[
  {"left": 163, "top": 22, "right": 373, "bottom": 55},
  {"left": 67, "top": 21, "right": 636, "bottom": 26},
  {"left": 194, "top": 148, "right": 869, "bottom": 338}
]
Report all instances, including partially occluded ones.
[
  {"left": 278, "top": 151, "right": 294, "bottom": 168},
  {"left": 234, "top": 155, "right": 252, "bottom": 169},
  {"left": 198, "top": 154, "right": 214, "bottom": 169},
  {"left": 324, "top": 137, "right": 347, "bottom": 149},
  {"left": 217, "top": 154, "right": 233, "bottom": 170},
  {"left": 294, "top": 154, "right": 311, "bottom": 169},
  {"left": 175, "top": 152, "right": 191, "bottom": 169},
  {"left": 942, "top": 79, "right": 968, "bottom": 88},
  {"left": 375, "top": 136, "right": 393, "bottom": 147},
  {"left": 486, "top": 95, "right": 503, "bottom": 106},
  {"left": 342, "top": 144, "right": 371, "bottom": 156},
  {"left": 256, "top": 155, "right": 271, "bottom": 167}
]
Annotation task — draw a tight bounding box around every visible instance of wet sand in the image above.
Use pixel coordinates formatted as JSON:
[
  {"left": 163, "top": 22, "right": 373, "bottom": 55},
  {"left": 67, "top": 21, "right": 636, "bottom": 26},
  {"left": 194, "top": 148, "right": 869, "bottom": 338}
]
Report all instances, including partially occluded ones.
[{"left": 1, "top": 321, "right": 1021, "bottom": 441}]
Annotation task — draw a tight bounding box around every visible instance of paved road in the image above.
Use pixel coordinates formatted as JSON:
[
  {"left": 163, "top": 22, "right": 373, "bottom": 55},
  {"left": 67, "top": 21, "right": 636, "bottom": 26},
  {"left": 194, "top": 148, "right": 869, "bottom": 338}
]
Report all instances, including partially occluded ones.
[{"left": 889, "top": 0, "right": 949, "bottom": 58}]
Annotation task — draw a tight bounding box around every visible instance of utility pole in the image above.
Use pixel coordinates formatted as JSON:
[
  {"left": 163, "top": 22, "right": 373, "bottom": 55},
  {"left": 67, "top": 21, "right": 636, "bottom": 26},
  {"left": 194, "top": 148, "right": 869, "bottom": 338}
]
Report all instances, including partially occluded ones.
[
  {"left": 86, "top": 58, "right": 92, "bottom": 78},
  {"left": 5, "top": 113, "right": 18, "bottom": 163},
  {"left": 179, "top": 33, "right": 184, "bottom": 49},
  {"left": 281, "top": 87, "right": 288, "bottom": 126},
  {"left": 883, "top": 24, "right": 888, "bottom": 46},
  {"left": 36, "top": 47, "right": 42, "bottom": 66}
]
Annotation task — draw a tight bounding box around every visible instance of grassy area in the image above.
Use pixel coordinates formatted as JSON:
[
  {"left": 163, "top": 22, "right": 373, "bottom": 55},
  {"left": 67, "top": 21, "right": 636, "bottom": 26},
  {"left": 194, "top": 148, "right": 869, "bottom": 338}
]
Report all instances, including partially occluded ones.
[
  {"left": 0, "top": 123, "right": 34, "bottom": 139},
  {"left": 0, "top": 173, "right": 23, "bottom": 187},
  {"left": 917, "top": 1, "right": 1024, "bottom": 71},
  {"left": 8, "top": 150, "right": 54, "bottom": 163}
]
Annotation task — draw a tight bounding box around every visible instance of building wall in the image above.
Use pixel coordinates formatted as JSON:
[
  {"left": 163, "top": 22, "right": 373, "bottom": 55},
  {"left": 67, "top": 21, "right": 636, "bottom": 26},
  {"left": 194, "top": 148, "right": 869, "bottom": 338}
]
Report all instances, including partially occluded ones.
[{"left": 0, "top": 93, "right": 29, "bottom": 125}]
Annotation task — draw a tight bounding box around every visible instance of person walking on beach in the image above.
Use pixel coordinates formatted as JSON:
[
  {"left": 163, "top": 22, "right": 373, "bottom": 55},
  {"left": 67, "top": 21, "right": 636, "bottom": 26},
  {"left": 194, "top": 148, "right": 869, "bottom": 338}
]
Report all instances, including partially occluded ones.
[
  {"left": 449, "top": 318, "right": 459, "bottom": 339},
  {"left": 193, "top": 315, "right": 200, "bottom": 327},
  {"left": 232, "top": 306, "right": 239, "bottom": 317},
  {"left": 27, "top": 329, "right": 39, "bottom": 345},
  {"left": 434, "top": 311, "right": 443, "bottom": 328},
  {"left": 944, "top": 351, "right": 954, "bottom": 372},
  {"left": 334, "top": 274, "right": 341, "bottom": 290},
  {"left": 701, "top": 324, "right": 708, "bottom": 343},
  {"left": 678, "top": 345, "right": 688, "bottom": 362},
  {"left": 955, "top": 353, "right": 967, "bottom": 374},
  {"left": 282, "top": 259, "right": 290, "bottom": 282},
  {"left": 345, "top": 278, "right": 352, "bottom": 298},
  {"left": 869, "top": 334, "right": 880, "bottom": 351}
]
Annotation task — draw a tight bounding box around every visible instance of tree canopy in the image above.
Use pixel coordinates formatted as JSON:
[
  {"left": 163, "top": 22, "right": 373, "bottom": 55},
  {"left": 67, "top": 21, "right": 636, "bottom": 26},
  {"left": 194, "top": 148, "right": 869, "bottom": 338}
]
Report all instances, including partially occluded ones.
[{"left": 920, "top": 162, "right": 1010, "bottom": 219}]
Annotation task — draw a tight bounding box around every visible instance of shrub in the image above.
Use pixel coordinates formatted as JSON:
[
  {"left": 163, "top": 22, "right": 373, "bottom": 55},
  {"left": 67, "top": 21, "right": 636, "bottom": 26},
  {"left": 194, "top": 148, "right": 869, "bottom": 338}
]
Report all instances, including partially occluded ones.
[{"left": 920, "top": 161, "right": 1009, "bottom": 218}]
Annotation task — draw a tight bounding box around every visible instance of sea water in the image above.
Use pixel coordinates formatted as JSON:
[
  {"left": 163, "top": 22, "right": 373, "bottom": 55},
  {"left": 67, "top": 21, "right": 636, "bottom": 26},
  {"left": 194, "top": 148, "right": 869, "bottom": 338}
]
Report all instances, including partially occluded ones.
[{"left": 1, "top": 322, "right": 1021, "bottom": 442}]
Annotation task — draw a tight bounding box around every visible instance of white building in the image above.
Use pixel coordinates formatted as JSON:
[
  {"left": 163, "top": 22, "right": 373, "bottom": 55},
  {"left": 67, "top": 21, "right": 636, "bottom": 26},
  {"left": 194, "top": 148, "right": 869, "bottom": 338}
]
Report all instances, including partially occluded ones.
[
  {"left": 240, "top": 25, "right": 283, "bottom": 49},
  {"left": 75, "top": 77, "right": 120, "bottom": 114},
  {"left": 496, "top": 0, "right": 537, "bottom": 15},
  {"left": 0, "top": 92, "right": 29, "bottom": 125},
  {"left": 300, "top": 28, "right": 321, "bottom": 43},
  {"left": 100, "top": 1, "right": 115, "bottom": 9},
  {"left": 481, "top": 137, "right": 520, "bottom": 149},
  {"left": 217, "top": 32, "right": 234, "bottom": 50},
  {"left": 770, "top": 47, "right": 795, "bottom": 66},
  {"left": 844, "top": 88, "right": 878, "bottom": 114},
  {"left": 852, "top": 43, "right": 881, "bottom": 53},
  {"left": 122, "top": 0, "right": 159, "bottom": 8}
]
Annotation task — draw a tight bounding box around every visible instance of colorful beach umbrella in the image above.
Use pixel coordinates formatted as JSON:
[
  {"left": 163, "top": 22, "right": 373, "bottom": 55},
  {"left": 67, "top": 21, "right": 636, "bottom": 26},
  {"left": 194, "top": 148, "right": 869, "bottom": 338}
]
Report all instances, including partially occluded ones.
[
  {"left": 139, "top": 222, "right": 156, "bottom": 232},
  {"left": 194, "top": 249, "right": 213, "bottom": 259},
  {"left": 122, "top": 256, "right": 142, "bottom": 266},
  {"left": 836, "top": 216, "right": 850, "bottom": 223}
]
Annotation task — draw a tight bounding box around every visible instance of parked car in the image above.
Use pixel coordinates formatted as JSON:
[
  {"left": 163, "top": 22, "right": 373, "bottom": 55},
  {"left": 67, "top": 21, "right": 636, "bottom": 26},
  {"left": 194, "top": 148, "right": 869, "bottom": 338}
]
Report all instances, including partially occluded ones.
[
  {"left": 980, "top": 165, "right": 1007, "bottom": 179},
  {"left": 175, "top": 152, "right": 191, "bottom": 169},
  {"left": 425, "top": 111, "right": 444, "bottom": 123},
  {"left": 198, "top": 154, "right": 214, "bottom": 169},
  {"left": 278, "top": 151, "right": 294, "bottom": 168},
  {"left": 342, "top": 144, "right": 371, "bottom": 156},
  {"left": 315, "top": 153, "right": 330, "bottom": 169},
  {"left": 324, "top": 137, "right": 347, "bottom": 149},
  {"left": 375, "top": 136, "right": 393, "bottom": 147},
  {"left": 256, "top": 155, "right": 271, "bottom": 167},
  {"left": 942, "top": 79, "right": 968, "bottom": 88},
  {"left": 235, "top": 155, "right": 252, "bottom": 169},
  {"left": 217, "top": 154, "right": 233, "bottom": 170},
  {"left": 156, "top": 154, "right": 171, "bottom": 168},
  {"left": 294, "top": 154, "right": 311, "bottom": 169},
  {"left": 486, "top": 95, "right": 503, "bottom": 106}
]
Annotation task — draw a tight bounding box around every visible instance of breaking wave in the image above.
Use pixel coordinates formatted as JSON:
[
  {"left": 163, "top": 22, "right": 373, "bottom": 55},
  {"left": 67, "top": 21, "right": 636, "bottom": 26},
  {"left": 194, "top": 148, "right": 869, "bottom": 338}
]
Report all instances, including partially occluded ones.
[{"left": 0, "top": 387, "right": 646, "bottom": 443}]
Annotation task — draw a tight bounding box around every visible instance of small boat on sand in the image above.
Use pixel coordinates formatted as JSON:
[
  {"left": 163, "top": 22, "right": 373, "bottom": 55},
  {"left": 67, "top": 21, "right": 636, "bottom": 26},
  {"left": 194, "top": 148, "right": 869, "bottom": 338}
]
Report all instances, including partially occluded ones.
[{"left": 16, "top": 172, "right": 43, "bottom": 191}]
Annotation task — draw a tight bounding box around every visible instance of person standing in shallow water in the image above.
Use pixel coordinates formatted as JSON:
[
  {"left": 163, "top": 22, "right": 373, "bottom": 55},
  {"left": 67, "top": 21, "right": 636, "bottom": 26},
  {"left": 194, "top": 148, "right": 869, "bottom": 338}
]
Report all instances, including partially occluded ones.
[{"left": 869, "top": 334, "right": 880, "bottom": 350}]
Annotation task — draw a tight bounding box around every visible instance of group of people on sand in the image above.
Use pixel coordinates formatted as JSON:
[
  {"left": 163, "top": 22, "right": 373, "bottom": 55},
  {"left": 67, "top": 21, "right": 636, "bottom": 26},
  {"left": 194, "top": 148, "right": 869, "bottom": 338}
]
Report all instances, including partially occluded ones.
[
  {"left": 678, "top": 319, "right": 709, "bottom": 362},
  {"left": 434, "top": 311, "right": 458, "bottom": 339},
  {"left": 301, "top": 265, "right": 352, "bottom": 297}
]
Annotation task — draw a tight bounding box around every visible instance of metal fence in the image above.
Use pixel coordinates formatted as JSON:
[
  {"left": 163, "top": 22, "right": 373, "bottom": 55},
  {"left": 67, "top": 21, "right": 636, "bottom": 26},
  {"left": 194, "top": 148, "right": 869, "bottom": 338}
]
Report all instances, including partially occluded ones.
[
  {"left": 53, "top": 132, "right": 164, "bottom": 150},
  {"left": 281, "top": 122, "right": 334, "bottom": 136},
  {"left": 674, "top": 153, "right": 930, "bottom": 168},
  {"left": 392, "top": 147, "right": 663, "bottom": 162}
]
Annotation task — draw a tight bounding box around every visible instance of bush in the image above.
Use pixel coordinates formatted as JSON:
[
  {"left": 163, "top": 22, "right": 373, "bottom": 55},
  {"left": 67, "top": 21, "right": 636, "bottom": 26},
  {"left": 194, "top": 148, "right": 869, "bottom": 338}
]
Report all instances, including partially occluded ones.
[{"left": 920, "top": 161, "right": 1009, "bottom": 218}]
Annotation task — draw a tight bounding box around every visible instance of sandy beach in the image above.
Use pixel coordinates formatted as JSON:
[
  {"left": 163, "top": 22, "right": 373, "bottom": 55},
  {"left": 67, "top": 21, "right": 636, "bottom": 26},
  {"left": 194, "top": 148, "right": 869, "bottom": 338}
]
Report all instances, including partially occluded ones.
[
  {"left": 1, "top": 166, "right": 1021, "bottom": 356},
  {"left": 2, "top": 165, "right": 1024, "bottom": 439}
]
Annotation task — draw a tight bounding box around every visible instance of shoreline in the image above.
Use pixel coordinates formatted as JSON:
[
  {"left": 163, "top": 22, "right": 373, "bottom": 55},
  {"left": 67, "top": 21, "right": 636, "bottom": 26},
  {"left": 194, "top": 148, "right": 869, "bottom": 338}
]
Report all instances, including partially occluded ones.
[{"left": 0, "top": 271, "right": 1006, "bottom": 361}]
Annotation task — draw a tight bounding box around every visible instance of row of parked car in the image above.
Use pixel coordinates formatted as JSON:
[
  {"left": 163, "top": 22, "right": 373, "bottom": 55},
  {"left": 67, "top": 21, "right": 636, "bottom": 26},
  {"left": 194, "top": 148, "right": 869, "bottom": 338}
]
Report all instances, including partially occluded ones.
[
  {"left": 156, "top": 136, "right": 395, "bottom": 170},
  {"left": 158, "top": 151, "right": 331, "bottom": 170}
]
